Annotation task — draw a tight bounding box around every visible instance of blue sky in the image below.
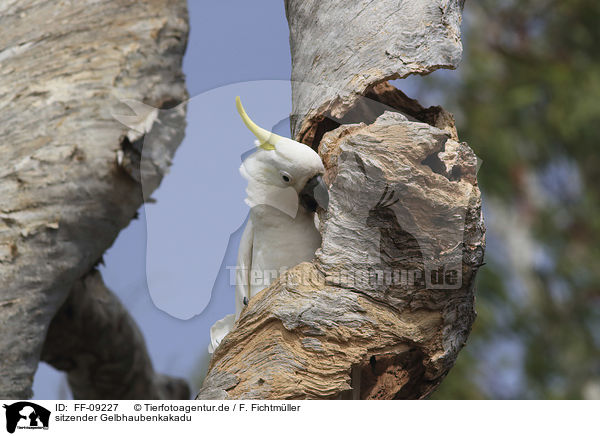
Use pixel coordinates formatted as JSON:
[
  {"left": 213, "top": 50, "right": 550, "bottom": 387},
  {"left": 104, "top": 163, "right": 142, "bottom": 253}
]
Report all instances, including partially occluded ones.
[
  {"left": 32, "top": 1, "right": 294, "bottom": 399},
  {"left": 32, "top": 1, "right": 448, "bottom": 399}
]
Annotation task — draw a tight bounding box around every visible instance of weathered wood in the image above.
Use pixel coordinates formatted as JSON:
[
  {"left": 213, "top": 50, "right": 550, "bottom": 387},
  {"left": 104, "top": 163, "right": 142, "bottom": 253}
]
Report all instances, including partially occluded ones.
[
  {"left": 285, "top": 0, "right": 465, "bottom": 142},
  {"left": 198, "top": 0, "right": 483, "bottom": 400},
  {"left": 0, "top": 0, "right": 189, "bottom": 398},
  {"left": 199, "top": 104, "right": 483, "bottom": 399}
]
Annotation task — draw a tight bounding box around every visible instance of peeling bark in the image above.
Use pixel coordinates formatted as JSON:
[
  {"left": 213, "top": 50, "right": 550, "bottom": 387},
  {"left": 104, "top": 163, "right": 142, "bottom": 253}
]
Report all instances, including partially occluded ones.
[
  {"left": 285, "top": 0, "right": 465, "bottom": 141},
  {"left": 0, "top": 0, "right": 189, "bottom": 398},
  {"left": 198, "top": 0, "right": 483, "bottom": 400}
]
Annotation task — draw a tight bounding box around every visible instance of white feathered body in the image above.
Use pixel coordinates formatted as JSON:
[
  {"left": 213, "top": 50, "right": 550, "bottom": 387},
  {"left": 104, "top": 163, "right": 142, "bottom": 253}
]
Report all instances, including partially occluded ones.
[
  {"left": 209, "top": 205, "right": 321, "bottom": 354},
  {"left": 208, "top": 97, "right": 326, "bottom": 354},
  {"left": 235, "top": 204, "right": 321, "bottom": 318}
]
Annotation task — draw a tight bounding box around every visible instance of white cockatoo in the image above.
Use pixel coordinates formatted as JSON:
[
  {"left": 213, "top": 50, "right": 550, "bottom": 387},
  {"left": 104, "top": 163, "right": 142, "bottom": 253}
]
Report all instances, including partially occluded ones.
[{"left": 208, "top": 97, "right": 329, "bottom": 353}]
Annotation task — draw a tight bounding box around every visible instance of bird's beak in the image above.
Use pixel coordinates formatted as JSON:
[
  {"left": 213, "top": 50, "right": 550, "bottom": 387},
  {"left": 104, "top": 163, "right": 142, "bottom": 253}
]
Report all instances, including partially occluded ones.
[{"left": 299, "top": 174, "right": 329, "bottom": 212}]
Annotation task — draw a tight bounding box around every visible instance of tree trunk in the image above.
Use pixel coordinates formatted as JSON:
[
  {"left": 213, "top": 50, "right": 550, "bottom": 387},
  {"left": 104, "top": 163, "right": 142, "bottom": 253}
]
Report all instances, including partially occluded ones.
[
  {"left": 197, "top": 0, "right": 484, "bottom": 400},
  {"left": 0, "top": 0, "right": 189, "bottom": 399}
]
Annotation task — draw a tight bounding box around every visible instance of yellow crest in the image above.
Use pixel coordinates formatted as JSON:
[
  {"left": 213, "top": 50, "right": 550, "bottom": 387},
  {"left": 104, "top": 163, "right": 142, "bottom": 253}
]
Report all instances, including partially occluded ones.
[{"left": 236, "top": 96, "right": 282, "bottom": 151}]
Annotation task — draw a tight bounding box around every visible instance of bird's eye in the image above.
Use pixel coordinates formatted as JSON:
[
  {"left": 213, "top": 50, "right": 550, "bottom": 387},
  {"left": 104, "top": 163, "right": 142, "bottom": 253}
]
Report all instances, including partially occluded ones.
[{"left": 280, "top": 171, "right": 292, "bottom": 183}]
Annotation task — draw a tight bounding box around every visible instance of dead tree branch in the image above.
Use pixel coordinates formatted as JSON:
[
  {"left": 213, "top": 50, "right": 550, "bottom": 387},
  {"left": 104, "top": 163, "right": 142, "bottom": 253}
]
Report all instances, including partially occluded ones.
[
  {"left": 41, "top": 270, "right": 189, "bottom": 399},
  {"left": 198, "top": 0, "right": 483, "bottom": 400},
  {"left": 0, "top": 0, "right": 189, "bottom": 398}
]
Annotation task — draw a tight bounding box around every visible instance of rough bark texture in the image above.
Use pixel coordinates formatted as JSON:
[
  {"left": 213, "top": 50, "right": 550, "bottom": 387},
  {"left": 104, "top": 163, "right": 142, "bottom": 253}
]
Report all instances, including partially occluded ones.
[
  {"left": 285, "top": 0, "right": 465, "bottom": 142},
  {"left": 198, "top": 0, "right": 484, "bottom": 400},
  {"left": 41, "top": 270, "right": 189, "bottom": 400},
  {"left": 0, "top": 0, "right": 189, "bottom": 398}
]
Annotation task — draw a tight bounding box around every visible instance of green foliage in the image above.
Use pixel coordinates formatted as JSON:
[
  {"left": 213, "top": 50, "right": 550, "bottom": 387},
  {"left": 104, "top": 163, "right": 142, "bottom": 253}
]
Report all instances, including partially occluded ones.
[{"left": 429, "top": 0, "right": 600, "bottom": 399}]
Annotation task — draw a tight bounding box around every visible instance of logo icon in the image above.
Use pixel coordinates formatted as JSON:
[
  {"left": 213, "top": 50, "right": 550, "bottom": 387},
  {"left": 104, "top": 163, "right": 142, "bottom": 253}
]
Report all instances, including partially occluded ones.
[{"left": 3, "top": 402, "right": 50, "bottom": 434}]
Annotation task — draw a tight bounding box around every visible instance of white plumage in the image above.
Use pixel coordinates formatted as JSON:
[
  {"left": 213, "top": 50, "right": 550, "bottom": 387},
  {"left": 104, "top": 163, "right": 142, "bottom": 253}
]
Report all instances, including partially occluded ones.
[{"left": 208, "top": 97, "right": 328, "bottom": 353}]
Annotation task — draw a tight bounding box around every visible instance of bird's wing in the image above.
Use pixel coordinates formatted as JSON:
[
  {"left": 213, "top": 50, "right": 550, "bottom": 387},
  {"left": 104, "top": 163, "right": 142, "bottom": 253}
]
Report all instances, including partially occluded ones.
[{"left": 235, "top": 216, "right": 254, "bottom": 319}]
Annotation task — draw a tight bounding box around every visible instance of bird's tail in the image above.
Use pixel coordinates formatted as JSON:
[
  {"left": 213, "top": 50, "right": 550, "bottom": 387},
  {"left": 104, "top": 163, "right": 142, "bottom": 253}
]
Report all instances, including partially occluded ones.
[{"left": 208, "top": 314, "right": 236, "bottom": 354}]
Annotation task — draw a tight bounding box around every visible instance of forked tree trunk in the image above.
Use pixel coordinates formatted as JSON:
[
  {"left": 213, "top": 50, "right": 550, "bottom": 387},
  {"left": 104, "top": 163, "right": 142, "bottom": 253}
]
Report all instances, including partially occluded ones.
[
  {"left": 0, "top": 0, "right": 483, "bottom": 401},
  {"left": 0, "top": 0, "right": 189, "bottom": 399},
  {"left": 197, "top": 0, "right": 484, "bottom": 399}
]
